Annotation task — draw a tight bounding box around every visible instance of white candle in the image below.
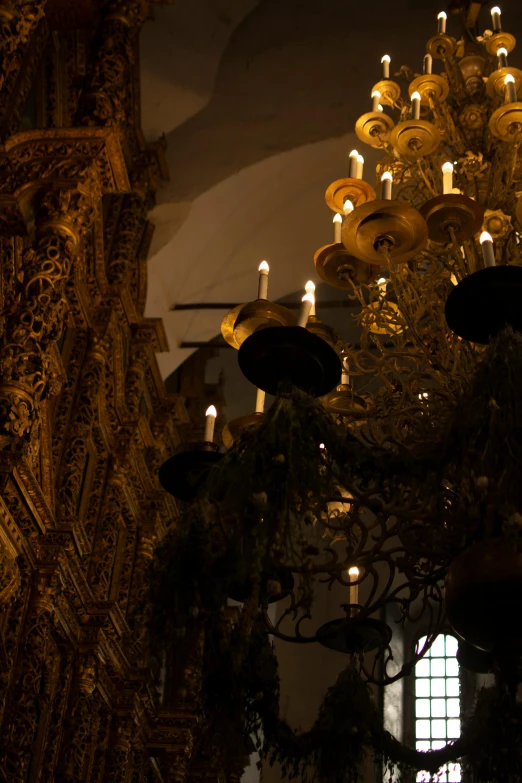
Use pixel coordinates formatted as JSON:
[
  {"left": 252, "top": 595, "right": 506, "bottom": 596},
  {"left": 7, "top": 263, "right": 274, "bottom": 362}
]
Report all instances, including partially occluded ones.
[
  {"left": 381, "top": 54, "right": 391, "bottom": 79},
  {"left": 257, "top": 260, "right": 269, "bottom": 299},
  {"left": 411, "top": 90, "right": 421, "bottom": 120},
  {"left": 343, "top": 198, "right": 354, "bottom": 216},
  {"left": 255, "top": 388, "right": 265, "bottom": 413},
  {"left": 377, "top": 276, "right": 387, "bottom": 294},
  {"left": 349, "top": 149, "right": 358, "bottom": 178},
  {"left": 504, "top": 73, "right": 517, "bottom": 103},
  {"left": 381, "top": 171, "right": 393, "bottom": 200},
  {"left": 305, "top": 280, "right": 316, "bottom": 316},
  {"left": 204, "top": 405, "right": 217, "bottom": 442},
  {"left": 372, "top": 90, "right": 381, "bottom": 112},
  {"left": 497, "top": 46, "right": 508, "bottom": 68},
  {"left": 297, "top": 293, "right": 314, "bottom": 328},
  {"left": 491, "top": 6, "right": 501, "bottom": 31},
  {"left": 437, "top": 11, "right": 447, "bottom": 33},
  {"left": 423, "top": 54, "right": 433, "bottom": 75},
  {"left": 333, "top": 213, "right": 342, "bottom": 243},
  {"left": 356, "top": 154, "right": 364, "bottom": 179},
  {"left": 442, "top": 161, "right": 454, "bottom": 194},
  {"left": 348, "top": 566, "right": 359, "bottom": 616},
  {"left": 480, "top": 231, "right": 496, "bottom": 267}
]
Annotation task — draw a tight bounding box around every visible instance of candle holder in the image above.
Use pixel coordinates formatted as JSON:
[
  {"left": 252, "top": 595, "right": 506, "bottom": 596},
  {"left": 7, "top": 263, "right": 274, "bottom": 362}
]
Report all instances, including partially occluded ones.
[
  {"left": 445, "top": 265, "right": 522, "bottom": 344},
  {"left": 221, "top": 299, "right": 297, "bottom": 349},
  {"left": 314, "top": 242, "right": 378, "bottom": 289},
  {"left": 459, "top": 55, "right": 486, "bottom": 96},
  {"left": 355, "top": 111, "right": 394, "bottom": 148},
  {"left": 419, "top": 194, "right": 484, "bottom": 244},
  {"left": 426, "top": 32, "right": 456, "bottom": 60},
  {"left": 342, "top": 199, "right": 428, "bottom": 266},
  {"left": 317, "top": 616, "right": 392, "bottom": 654},
  {"left": 222, "top": 412, "right": 264, "bottom": 449},
  {"left": 238, "top": 325, "right": 342, "bottom": 397},
  {"left": 361, "top": 300, "right": 403, "bottom": 335},
  {"left": 229, "top": 567, "right": 294, "bottom": 604},
  {"left": 306, "top": 314, "right": 343, "bottom": 351},
  {"left": 324, "top": 178, "right": 376, "bottom": 213},
  {"left": 489, "top": 102, "right": 522, "bottom": 141},
  {"left": 389, "top": 119, "right": 441, "bottom": 158},
  {"left": 485, "top": 31, "right": 516, "bottom": 56},
  {"left": 323, "top": 383, "right": 370, "bottom": 421},
  {"left": 408, "top": 74, "right": 449, "bottom": 105},
  {"left": 371, "top": 79, "right": 401, "bottom": 106},
  {"left": 486, "top": 67, "right": 522, "bottom": 100},
  {"left": 159, "top": 441, "right": 222, "bottom": 501}
]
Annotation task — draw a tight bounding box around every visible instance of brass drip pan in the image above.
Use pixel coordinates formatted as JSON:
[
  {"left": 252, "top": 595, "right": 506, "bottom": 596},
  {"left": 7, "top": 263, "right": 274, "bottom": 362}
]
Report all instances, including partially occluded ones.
[
  {"left": 426, "top": 33, "right": 456, "bottom": 60},
  {"left": 314, "top": 242, "right": 378, "bottom": 288},
  {"left": 306, "top": 314, "right": 343, "bottom": 350},
  {"left": 362, "top": 300, "right": 403, "bottom": 335},
  {"left": 489, "top": 102, "right": 522, "bottom": 141},
  {"left": 323, "top": 383, "right": 369, "bottom": 418},
  {"left": 342, "top": 199, "right": 428, "bottom": 265},
  {"left": 419, "top": 194, "right": 485, "bottom": 244},
  {"left": 355, "top": 111, "right": 394, "bottom": 148},
  {"left": 485, "top": 31, "right": 516, "bottom": 56},
  {"left": 325, "top": 178, "right": 376, "bottom": 213},
  {"left": 371, "top": 79, "right": 401, "bottom": 106},
  {"left": 390, "top": 119, "right": 441, "bottom": 158},
  {"left": 486, "top": 67, "right": 522, "bottom": 100},
  {"left": 409, "top": 74, "right": 449, "bottom": 105},
  {"left": 222, "top": 412, "right": 264, "bottom": 449},
  {"left": 221, "top": 299, "right": 297, "bottom": 349}
]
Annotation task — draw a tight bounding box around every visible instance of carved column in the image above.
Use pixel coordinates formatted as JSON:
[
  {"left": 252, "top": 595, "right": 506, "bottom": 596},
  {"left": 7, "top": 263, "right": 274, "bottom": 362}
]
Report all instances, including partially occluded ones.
[
  {"left": 56, "top": 652, "right": 99, "bottom": 783},
  {"left": 0, "top": 183, "right": 98, "bottom": 453}
]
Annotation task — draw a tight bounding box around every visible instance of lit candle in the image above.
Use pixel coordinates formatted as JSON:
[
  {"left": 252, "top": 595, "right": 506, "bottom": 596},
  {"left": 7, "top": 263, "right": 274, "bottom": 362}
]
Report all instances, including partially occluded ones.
[
  {"left": 480, "top": 231, "right": 496, "bottom": 267},
  {"left": 204, "top": 405, "right": 217, "bottom": 442},
  {"left": 349, "top": 149, "right": 359, "bottom": 178},
  {"left": 356, "top": 154, "right": 364, "bottom": 179},
  {"left": 437, "top": 11, "right": 447, "bottom": 33},
  {"left": 257, "top": 260, "right": 269, "bottom": 299},
  {"left": 341, "top": 357, "right": 349, "bottom": 386},
  {"left": 297, "top": 292, "right": 314, "bottom": 328},
  {"left": 372, "top": 90, "right": 381, "bottom": 112},
  {"left": 255, "top": 388, "right": 265, "bottom": 414},
  {"left": 491, "top": 6, "right": 502, "bottom": 32},
  {"left": 411, "top": 90, "right": 421, "bottom": 120},
  {"left": 497, "top": 46, "right": 508, "bottom": 69},
  {"left": 442, "top": 161, "right": 454, "bottom": 194},
  {"left": 333, "top": 213, "right": 342, "bottom": 243},
  {"left": 381, "top": 171, "right": 393, "bottom": 200},
  {"left": 504, "top": 73, "right": 517, "bottom": 103},
  {"left": 348, "top": 566, "right": 359, "bottom": 615},
  {"left": 423, "top": 53, "right": 433, "bottom": 75},
  {"left": 344, "top": 198, "right": 354, "bottom": 216},
  {"left": 381, "top": 54, "right": 391, "bottom": 79},
  {"left": 377, "top": 276, "right": 387, "bottom": 294},
  {"left": 305, "top": 280, "right": 316, "bottom": 316}
]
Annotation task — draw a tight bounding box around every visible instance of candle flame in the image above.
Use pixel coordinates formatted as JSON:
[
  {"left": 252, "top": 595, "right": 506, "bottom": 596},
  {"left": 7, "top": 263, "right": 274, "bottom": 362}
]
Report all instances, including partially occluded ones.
[
  {"left": 371, "top": 90, "right": 381, "bottom": 99},
  {"left": 377, "top": 277, "right": 387, "bottom": 285},
  {"left": 343, "top": 198, "right": 354, "bottom": 214},
  {"left": 205, "top": 405, "right": 217, "bottom": 418},
  {"left": 498, "top": 47, "right": 508, "bottom": 56},
  {"left": 491, "top": 6, "right": 501, "bottom": 15},
  {"left": 319, "top": 443, "right": 325, "bottom": 450},
  {"left": 302, "top": 292, "right": 315, "bottom": 305},
  {"left": 357, "top": 154, "right": 364, "bottom": 164},
  {"left": 305, "top": 280, "right": 316, "bottom": 294},
  {"left": 381, "top": 171, "right": 393, "bottom": 181},
  {"left": 333, "top": 213, "right": 342, "bottom": 223},
  {"left": 258, "top": 260, "right": 269, "bottom": 272},
  {"left": 411, "top": 91, "right": 421, "bottom": 102},
  {"left": 381, "top": 54, "right": 391, "bottom": 63},
  {"left": 348, "top": 566, "right": 360, "bottom": 577},
  {"left": 442, "top": 161, "right": 454, "bottom": 173},
  {"left": 437, "top": 11, "right": 447, "bottom": 19},
  {"left": 349, "top": 149, "right": 359, "bottom": 159},
  {"left": 505, "top": 73, "right": 516, "bottom": 84},
  {"left": 480, "top": 231, "right": 493, "bottom": 244}
]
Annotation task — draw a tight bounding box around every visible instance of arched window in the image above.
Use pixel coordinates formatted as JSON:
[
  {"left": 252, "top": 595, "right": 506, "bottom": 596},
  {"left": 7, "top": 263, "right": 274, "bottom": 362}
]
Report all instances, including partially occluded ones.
[{"left": 414, "top": 634, "right": 461, "bottom": 782}]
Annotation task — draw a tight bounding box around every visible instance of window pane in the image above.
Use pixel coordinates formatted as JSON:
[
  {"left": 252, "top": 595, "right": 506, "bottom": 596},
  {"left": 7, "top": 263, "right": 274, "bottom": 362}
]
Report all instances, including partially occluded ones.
[
  {"left": 416, "top": 658, "right": 430, "bottom": 677},
  {"left": 446, "top": 678, "right": 459, "bottom": 696},
  {"left": 446, "top": 636, "right": 458, "bottom": 657},
  {"left": 416, "top": 772, "right": 431, "bottom": 782},
  {"left": 431, "top": 658, "right": 445, "bottom": 677},
  {"left": 431, "top": 636, "right": 446, "bottom": 656},
  {"left": 431, "top": 741, "right": 447, "bottom": 751},
  {"left": 448, "top": 719, "right": 460, "bottom": 738},
  {"left": 431, "top": 678, "right": 446, "bottom": 697},
  {"left": 416, "top": 741, "right": 431, "bottom": 752},
  {"left": 446, "top": 658, "right": 459, "bottom": 676},
  {"left": 447, "top": 698, "right": 460, "bottom": 718},
  {"left": 416, "top": 720, "right": 431, "bottom": 738},
  {"left": 431, "top": 698, "right": 446, "bottom": 717},
  {"left": 416, "top": 678, "right": 431, "bottom": 697},
  {"left": 448, "top": 767, "right": 461, "bottom": 782},
  {"left": 416, "top": 699, "right": 430, "bottom": 718},
  {"left": 432, "top": 719, "right": 447, "bottom": 738}
]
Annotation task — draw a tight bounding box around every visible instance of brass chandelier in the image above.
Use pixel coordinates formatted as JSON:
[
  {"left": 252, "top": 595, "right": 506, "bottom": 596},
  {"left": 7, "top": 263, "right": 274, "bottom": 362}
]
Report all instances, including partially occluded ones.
[{"left": 157, "top": 2, "right": 522, "bottom": 779}]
